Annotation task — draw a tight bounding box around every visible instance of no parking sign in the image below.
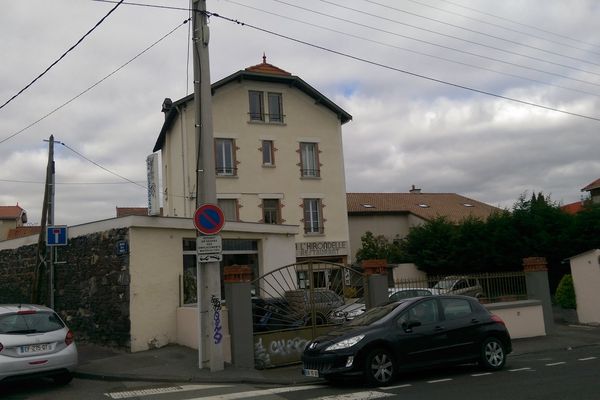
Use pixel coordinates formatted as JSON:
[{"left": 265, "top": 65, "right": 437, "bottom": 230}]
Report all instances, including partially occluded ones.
[{"left": 193, "top": 204, "right": 225, "bottom": 235}]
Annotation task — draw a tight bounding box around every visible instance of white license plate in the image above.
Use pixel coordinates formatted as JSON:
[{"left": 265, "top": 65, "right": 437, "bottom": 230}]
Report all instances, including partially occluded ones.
[
  {"left": 19, "top": 343, "right": 51, "bottom": 354},
  {"left": 304, "top": 369, "right": 320, "bottom": 377}
]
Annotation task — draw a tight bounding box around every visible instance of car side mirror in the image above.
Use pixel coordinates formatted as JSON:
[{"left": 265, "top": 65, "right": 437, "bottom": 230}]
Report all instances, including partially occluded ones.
[{"left": 401, "top": 319, "right": 422, "bottom": 332}]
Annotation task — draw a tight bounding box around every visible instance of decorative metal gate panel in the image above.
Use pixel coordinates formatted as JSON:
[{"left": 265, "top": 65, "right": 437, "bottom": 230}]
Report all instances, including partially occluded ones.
[{"left": 252, "top": 260, "right": 365, "bottom": 368}]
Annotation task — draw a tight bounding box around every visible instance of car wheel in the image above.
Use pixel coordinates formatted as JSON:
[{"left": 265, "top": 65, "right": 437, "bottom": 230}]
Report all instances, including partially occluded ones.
[
  {"left": 364, "top": 348, "right": 395, "bottom": 386},
  {"left": 53, "top": 371, "right": 73, "bottom": 385},
  {"left": 480, "top": 337, "right": 506, "bottom": 371}
]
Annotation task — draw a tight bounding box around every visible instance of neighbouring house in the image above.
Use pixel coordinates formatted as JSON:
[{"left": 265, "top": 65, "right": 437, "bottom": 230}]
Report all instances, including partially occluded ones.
[
  {"left": 0, "top": 205, "right": 28, "bottom": 241},
  {"left": 347, "top": 188, "right": 502, "bottom": 263},
  {"left": 152, "top": 56, "right": 353, "bottom": 290},
  {"left": 561, "top": 177, "right": 600, "bottom": 214}
]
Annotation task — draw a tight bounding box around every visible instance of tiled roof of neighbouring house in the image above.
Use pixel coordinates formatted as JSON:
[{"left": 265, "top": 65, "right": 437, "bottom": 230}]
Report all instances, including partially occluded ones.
[
  {"left": 347, "top": 192, "right": 501, "bottom": 223},
  {"left": 582, "top": 178, "right": 600, "bottom": 192},
  {"left": 0, "top": 205, "right": 24, "bottom": 220}
]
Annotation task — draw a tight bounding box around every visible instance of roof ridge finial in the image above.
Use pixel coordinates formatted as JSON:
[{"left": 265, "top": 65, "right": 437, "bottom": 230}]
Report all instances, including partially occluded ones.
[{"left": 262, "top": 52, "right": 266, "bottom": 64}]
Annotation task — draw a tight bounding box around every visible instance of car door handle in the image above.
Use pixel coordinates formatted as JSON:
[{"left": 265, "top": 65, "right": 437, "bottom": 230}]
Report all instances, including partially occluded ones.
[
  {"left": 435, "top": 326, "right": 445, "bottom": 331},
  {"left": 471, "top": 318, "right": 480, "bottom": 324}
]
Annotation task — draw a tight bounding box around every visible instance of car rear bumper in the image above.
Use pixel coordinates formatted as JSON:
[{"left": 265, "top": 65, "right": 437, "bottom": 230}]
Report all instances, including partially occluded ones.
[{"left": 0, "top": 343, "right": 78, "bottom": 381}]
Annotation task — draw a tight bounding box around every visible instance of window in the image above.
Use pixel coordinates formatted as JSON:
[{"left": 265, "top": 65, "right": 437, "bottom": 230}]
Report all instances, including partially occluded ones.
[
  {"left": 262, "top": 199, "right": 280, "bottom": 224},
  {"left": 215, "top": 138, "right": 236, "bottom": 176},
  {"left": 218, "top": 199, "right": 238, "bottom": 221},
  {"left": 300, "top": 142, "right": 320, "bottom": 177},
  {"left": 261, "top": 140, "right": 274, "bottom": 166},
  {"left": 441, "top": 298, "right": 472, "bottom": 320},
  {"left": 182, "top": 239, "right": 197, "bottom": 304},
  {"left": 183, "top": 239, "right": 259, "bottom": 303},
  {"left": 267, "top": 92, "right": 283, "bottom": 122},
  {"left": 249, "top": 91, "right": 264, "bottom": 121},
  {"left": 402, "top": 299, "right": 440, "bottom": 326},
  {"left": 303, "top": 198, "right": 323, "bottom": 234}
]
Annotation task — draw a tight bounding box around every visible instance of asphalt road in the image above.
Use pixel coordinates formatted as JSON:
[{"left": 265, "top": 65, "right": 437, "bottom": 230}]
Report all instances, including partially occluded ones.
[{"left": 2, "top": 345, "right": 599, "bottom": 400}]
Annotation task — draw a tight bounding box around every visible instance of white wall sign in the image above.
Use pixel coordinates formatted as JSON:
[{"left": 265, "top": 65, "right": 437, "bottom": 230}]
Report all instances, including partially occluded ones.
[{"left": 295, "top": 241, "right": 348, "bottom": 257}]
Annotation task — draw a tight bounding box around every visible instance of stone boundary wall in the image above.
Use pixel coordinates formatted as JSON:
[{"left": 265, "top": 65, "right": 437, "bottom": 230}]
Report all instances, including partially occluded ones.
[{"left": 0, "top": 228, "right": 131, "bottom": 349}]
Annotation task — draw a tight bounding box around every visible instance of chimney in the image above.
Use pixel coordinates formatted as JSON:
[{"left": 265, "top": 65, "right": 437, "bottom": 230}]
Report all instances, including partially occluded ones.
[
  {"left": 161, "top": 98, "right": 173, "bottom": 119},
  {"left": 409, "top": 185, "right": 421, "bottom": 194}
]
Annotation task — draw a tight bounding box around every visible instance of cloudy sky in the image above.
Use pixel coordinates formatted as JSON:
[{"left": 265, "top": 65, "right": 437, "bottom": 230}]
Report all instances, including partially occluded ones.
[{"left": 2, "top": 0, "right": 600, "bottom": 226}]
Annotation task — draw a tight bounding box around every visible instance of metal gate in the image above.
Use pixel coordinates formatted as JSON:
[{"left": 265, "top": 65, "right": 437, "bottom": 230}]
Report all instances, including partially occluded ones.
[{"left": 252, "top": 260, "right": 366, "bottom": 369}]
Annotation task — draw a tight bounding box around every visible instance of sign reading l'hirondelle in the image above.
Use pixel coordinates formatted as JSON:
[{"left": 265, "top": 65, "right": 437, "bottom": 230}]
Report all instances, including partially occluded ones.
[{"left": 295, "top": 241, "right": 348, "bottom": 257}]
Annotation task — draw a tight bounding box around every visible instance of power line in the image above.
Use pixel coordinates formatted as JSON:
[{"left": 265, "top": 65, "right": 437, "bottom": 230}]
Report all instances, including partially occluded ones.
[
  {"left": 0, "top": 178, "right": 144, "bottom": 185},
  {"left": 207, "top": 10, "right": 600, "bottom": 123},
  {"left": 261, "top": 0, "right": 600, "bottom": 90},
  {"left": 403, "top": 0, "right": 600, "bottom": 54},
  {"left": 0, "top": 0, "right": 125, "bottom": 111},
  {"left": 225, "top": 0, "right": 600, "bottom": 98},
  {"left": 320, "top": 0, "right": 600, "bottom": 75},
  {"left": 361, "top": 0, "right": 600, "bottom": 61},
  {"left": 0, "top": 18, "right": 190, "bottom": 146},
  {"left": 58, "top": 141, "right": 147, "bottom": 190},
  {"left": 438, "top": 0, "right": 600, "bottom": 50}
]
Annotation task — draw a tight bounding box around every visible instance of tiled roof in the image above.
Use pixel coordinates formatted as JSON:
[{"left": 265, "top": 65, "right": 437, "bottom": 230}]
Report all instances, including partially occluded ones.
[
  {"left": 116, "top": 207, "right": 163, "bottom": 217},
  {"left": 582, "top": 178, "right": 600, "bottom": 192},
  {"left": 7, "top": 226, "right": 41, "bottom": 240},
  {"left": 561, "top": 202, "right": 584, "bottom": 215},
  {"left": 0, "top": 205, "right": 24, "bottom": 220},
  {"left": 347, "top": 193, "right": 501, "bottom": 223},
  {"left": 245, "top": 55, "right": 291, "bottom": 76}
]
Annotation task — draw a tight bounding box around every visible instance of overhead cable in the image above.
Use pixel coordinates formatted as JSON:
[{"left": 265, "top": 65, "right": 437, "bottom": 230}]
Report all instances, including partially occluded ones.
[
  {"left": 207, "top": 10, "right": 600, "bottom": 122},
  {"left": 0, "top": 0, "right": 125, "bottom": 111}
]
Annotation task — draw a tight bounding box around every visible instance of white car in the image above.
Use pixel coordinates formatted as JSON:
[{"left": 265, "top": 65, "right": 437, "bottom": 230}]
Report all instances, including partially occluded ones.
[
  {"left": 0, "top": 304, "right": 78, "bottom": 384},
  {"left": 329, "top": 288, "right": 439, "bottom": 323}
]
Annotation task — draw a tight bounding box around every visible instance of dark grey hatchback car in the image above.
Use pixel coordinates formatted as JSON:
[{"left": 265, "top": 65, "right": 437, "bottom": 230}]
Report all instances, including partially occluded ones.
[{"left": 302, "top": 295, "right": 512, "bottom": 386}]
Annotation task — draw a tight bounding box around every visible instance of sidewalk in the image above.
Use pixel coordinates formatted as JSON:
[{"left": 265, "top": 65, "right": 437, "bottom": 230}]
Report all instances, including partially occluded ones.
[{"left": 74, "top": 323, "right": 600, "bottom": 385}]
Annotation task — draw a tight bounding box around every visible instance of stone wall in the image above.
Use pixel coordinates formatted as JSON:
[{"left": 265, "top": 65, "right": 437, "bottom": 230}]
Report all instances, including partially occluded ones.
[{"left": 0, "top": 228, "right": 131, "bottom": 349}]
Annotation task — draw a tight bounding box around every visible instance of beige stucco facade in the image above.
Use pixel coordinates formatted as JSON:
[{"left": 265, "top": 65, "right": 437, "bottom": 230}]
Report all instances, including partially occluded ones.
[
  {"left": 157, "top": 62, "right": 351, "bottom": 264},
  {"left": 569, "top": 249, "right": 600, "bottom": 324},
  {"left": 125, "top": 217, "right": 297, "bottom": 352}
]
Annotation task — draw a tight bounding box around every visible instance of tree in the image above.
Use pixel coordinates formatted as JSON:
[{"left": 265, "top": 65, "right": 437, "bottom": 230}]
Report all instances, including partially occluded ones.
[
  {"left": 400, "top": 217, "right": 457, "bottom": 275},
  {"left": 355, "top": 231, "right": 404, "bottom": 263}
]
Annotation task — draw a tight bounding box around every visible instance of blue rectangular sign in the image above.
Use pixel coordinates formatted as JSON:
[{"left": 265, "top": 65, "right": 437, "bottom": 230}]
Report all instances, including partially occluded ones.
[{"left": 47, "top": 225, "right": 68, "bottom": 246}]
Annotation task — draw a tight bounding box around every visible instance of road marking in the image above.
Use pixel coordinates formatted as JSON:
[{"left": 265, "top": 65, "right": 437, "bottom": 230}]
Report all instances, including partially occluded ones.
[
  {"left": 311, "top": 391, "right": 393, "bottom": 400},
  {"left": 471, "top": 372, "right": 493, "bottom": 377},
  {"left": 427, "top": 378, "right": 453, "bottom": 383},
  {"left": 545, "top": 362, "right": 566, "bottom": 366},
  {"left": 186, "top": 385, "right": 323, "bottom": 400},
  {"left": 509, "top": 367, "right": 532, "bottom": 372},
  {"left": 105, "top": 384, "right": 232, "bottom": 399},
  {"left": 380, "top": 383, "right": 412, "bottom": 390},
  {"left": 579, "top": 357, "right": 597, "bottom": 361}
]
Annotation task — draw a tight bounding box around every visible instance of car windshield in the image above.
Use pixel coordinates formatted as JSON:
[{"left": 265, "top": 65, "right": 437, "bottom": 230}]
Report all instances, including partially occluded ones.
[
  {"left": 0, "top": 311, "right": 64, "bottom": 334},
  {"left": 347, "top": 301, "right": 405, "bottom": 326},
  {"left": 434, "top": 279, "right": 456, "bottom": 290}
]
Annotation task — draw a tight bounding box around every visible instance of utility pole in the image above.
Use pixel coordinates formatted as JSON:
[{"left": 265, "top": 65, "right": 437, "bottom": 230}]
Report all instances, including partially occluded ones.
[
  {"left": 32, "top": 135, "right": 54, "bottom": 305},
  {"left": 192, "top": 0, "right": 224, "bottom": 371}
]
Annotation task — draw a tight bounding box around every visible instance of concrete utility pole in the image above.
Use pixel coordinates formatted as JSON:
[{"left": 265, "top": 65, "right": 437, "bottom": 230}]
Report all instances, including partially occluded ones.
[
  {"left": 32, "top": 135, "right": 54, "bottom": 305},
  {"left": 192, "top": 0, "right": 224, "bottom": 371}
]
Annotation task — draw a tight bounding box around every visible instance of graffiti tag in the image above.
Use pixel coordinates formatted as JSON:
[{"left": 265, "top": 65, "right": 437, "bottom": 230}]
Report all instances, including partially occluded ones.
[{"left": 211, "top": 295, "right": 223, "bottom": 344}]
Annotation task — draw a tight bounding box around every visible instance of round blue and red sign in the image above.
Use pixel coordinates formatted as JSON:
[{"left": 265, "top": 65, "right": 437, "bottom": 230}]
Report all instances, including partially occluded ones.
[{"left": 194, "top": 204, "right": 225, "bottom": 235}]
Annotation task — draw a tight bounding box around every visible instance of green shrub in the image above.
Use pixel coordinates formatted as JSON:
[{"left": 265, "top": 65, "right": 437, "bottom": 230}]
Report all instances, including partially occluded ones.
[{"left": 555, "top": 274, "right": 576, "bottom": 309}]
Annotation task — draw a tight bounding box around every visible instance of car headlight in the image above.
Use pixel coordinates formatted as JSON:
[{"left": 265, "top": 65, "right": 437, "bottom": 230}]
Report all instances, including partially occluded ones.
[
  {"left": 346, "top": 308, "right": 365, "bottom": 318},
  {"left": 332, "top": 310, "right": 345, "bottom": 318},
  {"left": 325, "top": 334, "right": 365, "bottom": 351}
]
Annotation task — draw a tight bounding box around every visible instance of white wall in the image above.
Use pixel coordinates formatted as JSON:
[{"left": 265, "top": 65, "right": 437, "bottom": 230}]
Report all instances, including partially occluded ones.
[
  {"left": 570, "top": 249, "right": 600, "bottom": 324},
  {"left": 486, "top": 300, "right": 546, "bottom": 339}
]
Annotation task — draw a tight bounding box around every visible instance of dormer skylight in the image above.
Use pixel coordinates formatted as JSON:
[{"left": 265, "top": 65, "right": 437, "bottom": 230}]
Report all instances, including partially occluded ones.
[
  {"left": 418, "top": 204, "right": 430, "bottom": 208},
  {"left": 361, "top": 204, "right": 375, "bottom": 208},
  {"left": 462, "top": 203, "right": 474, "bottom": 207}
]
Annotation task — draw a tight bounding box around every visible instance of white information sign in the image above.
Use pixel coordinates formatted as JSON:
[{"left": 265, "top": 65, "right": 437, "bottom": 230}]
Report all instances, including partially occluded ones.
[{"left": 197, "top": 235, "right": 223, "bottom": 263}]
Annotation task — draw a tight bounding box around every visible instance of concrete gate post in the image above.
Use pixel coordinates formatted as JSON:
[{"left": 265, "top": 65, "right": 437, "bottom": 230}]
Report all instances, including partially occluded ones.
[
  {"left": 362, "top": 260, "right": 389, "bottom": 309},
  {"left": 224, "top": 266, "right": 254, "bottom": 368},
  {"left": 523, "top": 257, "right": 554, "bottom": 333}
]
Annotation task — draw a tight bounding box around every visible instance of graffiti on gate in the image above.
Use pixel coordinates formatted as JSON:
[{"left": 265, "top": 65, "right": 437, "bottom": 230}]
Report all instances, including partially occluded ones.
[{"left": 253, "top": 333, "right": 309, "bottom": 368}]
